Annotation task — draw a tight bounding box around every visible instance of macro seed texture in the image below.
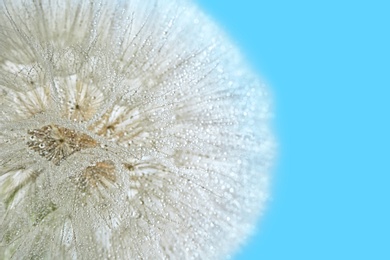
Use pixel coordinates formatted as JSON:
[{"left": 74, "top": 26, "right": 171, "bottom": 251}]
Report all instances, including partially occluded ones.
[
  {"left": 0, "top": 0, "right": 273, "bottom": 259},
  {"left": 27, "top": 124, "right": 98, "bottom": 165}
]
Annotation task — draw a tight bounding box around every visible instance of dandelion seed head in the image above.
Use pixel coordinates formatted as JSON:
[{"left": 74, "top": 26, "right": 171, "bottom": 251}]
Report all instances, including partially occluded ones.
[{"left": 0, "top": 0, "right": 274, "bottom": 259}]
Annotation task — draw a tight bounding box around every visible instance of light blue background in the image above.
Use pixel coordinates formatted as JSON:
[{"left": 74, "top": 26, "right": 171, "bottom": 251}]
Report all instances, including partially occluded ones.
[{"left": 196, "top": 1, "right": 390, "bottom": 259}]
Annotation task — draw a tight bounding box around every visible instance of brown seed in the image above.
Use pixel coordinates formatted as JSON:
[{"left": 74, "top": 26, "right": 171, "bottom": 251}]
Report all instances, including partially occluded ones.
[
  {"left": 27, "top": 124, "right": 98, "bottom": 165},
  {"left": 80, "top": 160, "right": 116, "bottom": 189},
  {"left": 123, "top": 163, "right": 135, "bottom": 171}
]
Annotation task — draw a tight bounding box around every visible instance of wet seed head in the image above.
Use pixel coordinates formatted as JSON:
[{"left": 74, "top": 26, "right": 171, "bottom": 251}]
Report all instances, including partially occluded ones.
[{"left": 0, "top": 0, "right": 274, "bottom": 259}]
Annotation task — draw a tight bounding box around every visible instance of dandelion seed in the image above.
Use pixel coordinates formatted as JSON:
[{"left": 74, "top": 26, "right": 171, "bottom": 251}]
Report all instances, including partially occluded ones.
[
  {"left": 79, "top": 160, "right": 116, "bottom": 190},
  {"left": 27, "top": 124, "right": 98, "bottom": 165},
  {"left": 0, "top": 0, "right": 274, "bottom": 259}
]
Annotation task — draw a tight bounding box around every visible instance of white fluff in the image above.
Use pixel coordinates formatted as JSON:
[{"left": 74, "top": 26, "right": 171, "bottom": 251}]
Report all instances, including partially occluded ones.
[{"left": 0, "top": 0, "right": 274, "bottom": 259}]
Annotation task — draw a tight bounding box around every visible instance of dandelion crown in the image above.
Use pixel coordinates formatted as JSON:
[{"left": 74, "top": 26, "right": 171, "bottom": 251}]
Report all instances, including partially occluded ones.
[{"left": 0, "top": 0, "right": 273, "bottom": 259}]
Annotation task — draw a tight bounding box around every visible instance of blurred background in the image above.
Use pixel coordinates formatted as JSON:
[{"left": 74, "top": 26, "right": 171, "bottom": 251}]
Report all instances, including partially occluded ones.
[{"left": 195, "top": 0, "right": 390, "bottom": 259}]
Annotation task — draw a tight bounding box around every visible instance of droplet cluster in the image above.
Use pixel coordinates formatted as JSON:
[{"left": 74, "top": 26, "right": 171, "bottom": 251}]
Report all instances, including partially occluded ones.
[{"left": 0, "top": 0, "right": 273, "bottom": 259}]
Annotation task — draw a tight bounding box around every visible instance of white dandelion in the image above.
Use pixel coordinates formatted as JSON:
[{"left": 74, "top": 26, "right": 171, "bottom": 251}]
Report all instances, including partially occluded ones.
[{"left": 0, "top": 0, "right": 273, "bottom": 259}]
